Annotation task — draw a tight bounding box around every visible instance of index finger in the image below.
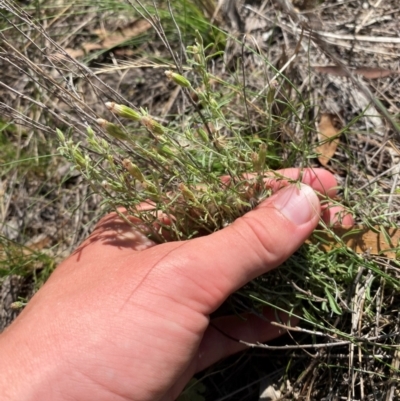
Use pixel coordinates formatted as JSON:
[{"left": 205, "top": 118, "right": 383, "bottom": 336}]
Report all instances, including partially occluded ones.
[
  {"left": 222, "top": 168, "right": 338, "bottom": 198},
  {"left": 275, "top": 168, "right": 338, "bottom": 198}
]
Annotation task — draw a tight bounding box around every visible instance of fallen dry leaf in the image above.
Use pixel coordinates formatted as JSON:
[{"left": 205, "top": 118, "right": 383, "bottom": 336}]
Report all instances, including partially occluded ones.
[
  {"left": 24, "top": 234, "right": 51, "bottom": 254},
  {"left": 64, "top": 43, "right": 103, "bottom": 59},
  {"left": 309, "top": 226, "right": 400, "bottom": 259},
  {"left": 314, "top": 65, "right": 398, "bottom": 79},
  {"left": 94, "top": 19, "right": 151, "bottom": 49},
  {"left": 59, "top": 19, "right": 151, "bottom": 59},
  {"left": 316, "top": 113, "right": 340, "bottom": 166},
  {"left": 353, "top": 67, "right": 395, "bottom": 79},
  {"left": 314, "top": 65, "right": 348, "bottom": 77}
]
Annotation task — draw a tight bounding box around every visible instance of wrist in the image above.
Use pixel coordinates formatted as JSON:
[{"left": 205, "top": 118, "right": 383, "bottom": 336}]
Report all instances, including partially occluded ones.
[
  {"left": 0, "top": 327, "right": 33, "bottom": 400},
  {"left": 0, "top": 322, "right": 65, "bottom": 401}
]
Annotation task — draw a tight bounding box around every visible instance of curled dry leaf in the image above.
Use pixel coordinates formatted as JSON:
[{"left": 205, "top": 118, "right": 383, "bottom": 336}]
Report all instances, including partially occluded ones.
[
  {"left": 316, "top": 113, "right": 341, "bottom": 166},
  {"left": 314, "top": 65, "right": 398, "bottom": 79}
]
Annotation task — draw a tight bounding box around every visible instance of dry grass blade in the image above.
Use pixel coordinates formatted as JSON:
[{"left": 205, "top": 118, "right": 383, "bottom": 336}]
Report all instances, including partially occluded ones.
[{"left": 314, "top": 65, "right": 398, "bottom": 79}]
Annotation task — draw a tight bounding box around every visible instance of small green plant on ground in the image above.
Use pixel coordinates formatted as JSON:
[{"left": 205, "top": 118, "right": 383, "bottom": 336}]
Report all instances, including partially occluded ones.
[
  {"left": 0, "top": 123, "right": 57, "bottom": 284},
  {"left": 57, "top": 33, "right": 286, "bottom": 242}
]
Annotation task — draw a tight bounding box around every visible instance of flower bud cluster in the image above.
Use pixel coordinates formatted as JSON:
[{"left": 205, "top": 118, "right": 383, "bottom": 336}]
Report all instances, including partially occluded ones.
[{"left": 56, "top": 34, "right": 273, "bottom": 243}]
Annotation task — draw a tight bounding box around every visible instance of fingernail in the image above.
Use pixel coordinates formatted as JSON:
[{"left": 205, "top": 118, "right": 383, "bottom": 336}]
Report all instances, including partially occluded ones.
[{"left": 273, "top": 184, "right": 320, "bottom": 225}]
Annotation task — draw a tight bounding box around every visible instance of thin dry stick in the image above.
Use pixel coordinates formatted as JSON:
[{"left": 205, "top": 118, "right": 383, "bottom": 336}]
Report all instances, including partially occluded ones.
[
  {"left": 250, "top": 51, "right": 297, "bottom": 104},
  {"left": 385, "top": 312, "right": 400, "bottom": 401},
  {"left": 355, "top": 0, "right": 384, "bottom": 33},
  {"left": 240, "top": 35, "right": 255, "bottom": 135},
  {"left": 311, "top": 31, "right": 400, "bottom": 44},
  {"left": 249, "top": 0, "right": 400, "bottom": 136},
  {"left": 1, "top": 1, "right": 137, "bottom": 109}
]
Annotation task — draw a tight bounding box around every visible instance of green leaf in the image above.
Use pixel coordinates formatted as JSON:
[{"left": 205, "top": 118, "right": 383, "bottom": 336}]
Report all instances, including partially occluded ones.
[
  {"left": 177, "top": 378, "right": 206, "bottom": 401},
  {"left": 324, "top": 287, "right": 342, "bottom": 315}
]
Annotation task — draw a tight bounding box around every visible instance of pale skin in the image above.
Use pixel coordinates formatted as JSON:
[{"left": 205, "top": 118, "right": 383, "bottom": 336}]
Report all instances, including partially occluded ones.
[{"left": 0, "top": 168, "right": 353, "bottom": 401}]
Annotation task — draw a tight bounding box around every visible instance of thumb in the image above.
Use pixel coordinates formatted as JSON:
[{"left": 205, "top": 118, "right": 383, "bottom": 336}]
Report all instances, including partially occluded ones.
[{"left": 172, "top": 183, "right": 320, "bottom": 314}]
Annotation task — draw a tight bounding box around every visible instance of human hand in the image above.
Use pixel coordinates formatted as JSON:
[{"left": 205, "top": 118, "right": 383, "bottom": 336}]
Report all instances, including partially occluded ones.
[{"left": 0, "top": 168, "right": 353, "bottom": 401}]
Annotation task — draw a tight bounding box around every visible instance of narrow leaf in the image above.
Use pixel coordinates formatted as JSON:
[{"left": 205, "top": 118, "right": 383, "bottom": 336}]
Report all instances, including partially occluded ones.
[{"left": 324, "top": 288, "right": 342, "bottom": 315}]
